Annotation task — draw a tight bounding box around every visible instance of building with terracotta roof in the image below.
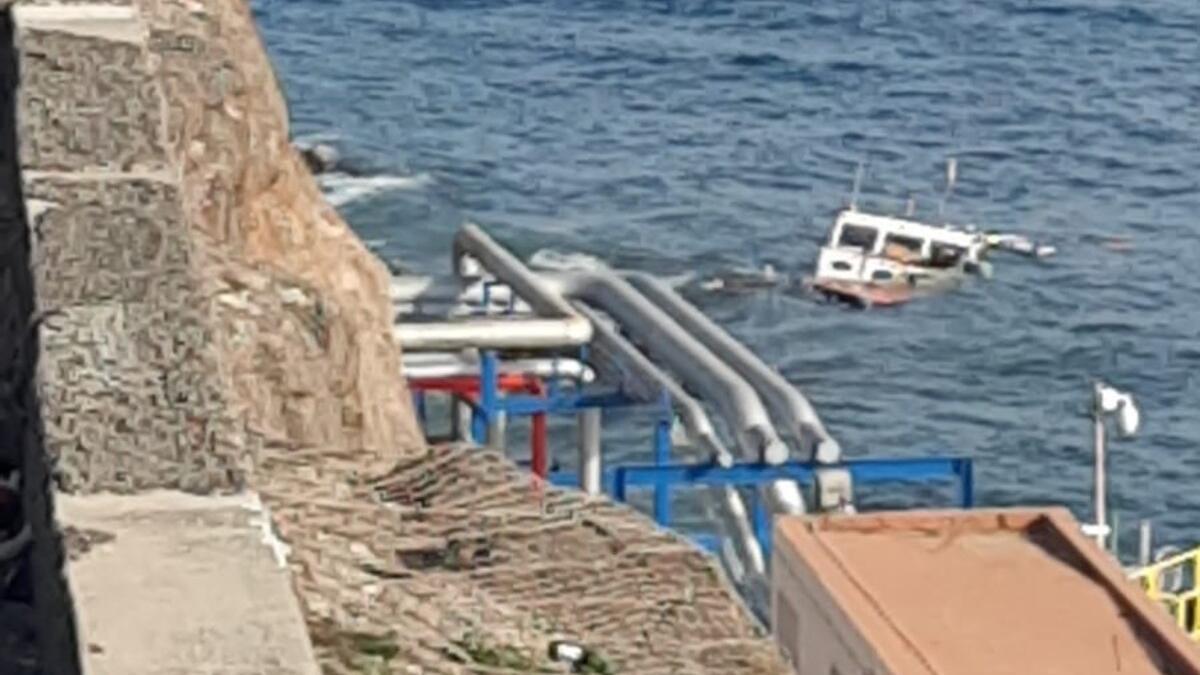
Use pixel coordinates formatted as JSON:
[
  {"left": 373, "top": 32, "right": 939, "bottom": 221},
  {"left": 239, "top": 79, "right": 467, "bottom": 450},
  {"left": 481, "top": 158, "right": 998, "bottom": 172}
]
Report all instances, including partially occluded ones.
[{"left": 772, "top": 508, "right": 1200, "bottom": 675}]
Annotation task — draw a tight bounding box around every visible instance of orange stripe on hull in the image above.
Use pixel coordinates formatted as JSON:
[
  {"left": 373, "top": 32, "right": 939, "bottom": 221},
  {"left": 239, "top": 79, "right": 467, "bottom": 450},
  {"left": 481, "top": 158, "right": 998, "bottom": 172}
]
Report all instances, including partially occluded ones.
[{"left": 812, "top": 280, "right": 915, "bottom": 307}]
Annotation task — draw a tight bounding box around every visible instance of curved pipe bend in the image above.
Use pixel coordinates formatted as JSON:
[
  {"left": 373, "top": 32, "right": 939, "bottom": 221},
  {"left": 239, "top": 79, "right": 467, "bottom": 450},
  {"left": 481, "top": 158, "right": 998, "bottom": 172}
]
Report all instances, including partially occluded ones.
[
  {"left": 572, "top": 303, "right": 734, "bottom": 468},
  {"left": 624, "top": 271, "right": 841, "bottom": 463},
  {"left": 389, "top": 224, "right": 591, "bottom": 351},
  {"left": 453, "top": 224, "right": 583, "bottom": 321},
  {"left": 538, "top": 270, "right": 789, "bottom": 465}
]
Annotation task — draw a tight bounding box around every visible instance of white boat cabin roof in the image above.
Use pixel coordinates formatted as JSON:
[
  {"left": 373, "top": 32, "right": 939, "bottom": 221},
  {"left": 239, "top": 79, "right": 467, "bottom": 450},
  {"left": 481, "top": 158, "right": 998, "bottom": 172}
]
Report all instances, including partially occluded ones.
[{"left": 830, "top": 208, "right": 982, "bottom": 250}]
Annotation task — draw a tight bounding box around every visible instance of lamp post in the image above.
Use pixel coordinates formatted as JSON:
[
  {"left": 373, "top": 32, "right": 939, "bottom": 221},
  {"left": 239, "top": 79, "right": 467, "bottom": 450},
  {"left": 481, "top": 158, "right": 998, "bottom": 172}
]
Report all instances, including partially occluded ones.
[{"left": 1087, "top": 381, "right": 1140, "bottom": 551}]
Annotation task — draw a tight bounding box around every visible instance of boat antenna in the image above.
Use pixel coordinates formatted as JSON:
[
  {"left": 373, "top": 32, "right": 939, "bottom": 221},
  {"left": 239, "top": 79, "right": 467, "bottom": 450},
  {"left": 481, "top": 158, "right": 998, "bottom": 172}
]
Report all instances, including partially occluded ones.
[
  {"left": 849, "top": 161, "right": 866, "bottom": 211},
  {"left": 938, "top": 157, "right": 957, "bottom": 221},
  {"left": 905, "top": 194, "right": 917, "bottom": 217}
]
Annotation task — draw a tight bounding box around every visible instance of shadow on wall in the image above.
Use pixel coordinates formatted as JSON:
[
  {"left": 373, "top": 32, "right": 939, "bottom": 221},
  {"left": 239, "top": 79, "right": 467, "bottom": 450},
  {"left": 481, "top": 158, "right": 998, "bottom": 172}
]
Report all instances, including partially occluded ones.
[{"left": 0, "top": 8, "right": 83, "bottom": 675}]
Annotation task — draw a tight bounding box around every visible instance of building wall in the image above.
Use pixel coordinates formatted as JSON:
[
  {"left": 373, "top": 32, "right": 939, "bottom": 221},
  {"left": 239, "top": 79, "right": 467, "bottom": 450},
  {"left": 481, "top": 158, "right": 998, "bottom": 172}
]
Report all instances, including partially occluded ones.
[
  {"left": 772, "top": 540, "right": 893, "bottom": 675},
  {"left": 771, "top": 509, "right": 1200, "bottom": 675}
]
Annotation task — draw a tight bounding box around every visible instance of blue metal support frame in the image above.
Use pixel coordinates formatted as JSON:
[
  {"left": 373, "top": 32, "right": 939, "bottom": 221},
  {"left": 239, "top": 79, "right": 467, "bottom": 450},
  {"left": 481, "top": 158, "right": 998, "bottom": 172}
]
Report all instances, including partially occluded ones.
[
  {"left": 549, "top": 456, "right": 974, "bottom": 557},
  {"left": 605, "top": 456, "right": 973, "bottom": 503},
  {"left": 548, "top": 457, "right": 974, "bottom": 496},
  {"left": 435, "top": 350, "right": 976, "bottom": 561},
  {"left": 465, "top": 348, "right": 644, "bottom": 487},
  {"left": 413, "top": 391, "right": 427, "bottom": 427}
]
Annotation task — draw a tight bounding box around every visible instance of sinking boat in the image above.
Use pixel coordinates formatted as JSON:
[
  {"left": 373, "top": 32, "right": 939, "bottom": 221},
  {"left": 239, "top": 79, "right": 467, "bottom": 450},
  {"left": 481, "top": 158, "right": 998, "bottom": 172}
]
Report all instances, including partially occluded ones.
[
  {"left": 806, "top": 209, "right": 986, "bottom": 307},
  {"left": 806, "top": 161, "right": 1055, "bottom": 308}
]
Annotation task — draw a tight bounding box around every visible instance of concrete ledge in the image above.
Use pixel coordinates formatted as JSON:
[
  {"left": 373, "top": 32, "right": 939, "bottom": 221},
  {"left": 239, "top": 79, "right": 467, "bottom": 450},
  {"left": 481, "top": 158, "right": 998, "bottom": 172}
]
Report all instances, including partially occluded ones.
[
  {"left": 23, "top": 170, "right": 177, "bottom": 184},
  {"left": 57, "top": 491, "right": 319, "bottom": 675},
  {"left": 13, "top": 4, "right": 144, "bottom": 44}
]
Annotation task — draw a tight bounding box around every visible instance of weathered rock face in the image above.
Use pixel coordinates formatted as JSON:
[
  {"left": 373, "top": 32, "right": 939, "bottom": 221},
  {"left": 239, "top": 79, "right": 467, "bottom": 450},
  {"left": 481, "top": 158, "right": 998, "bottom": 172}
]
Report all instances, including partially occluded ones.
[
  {"left": 17, "top": 0, "right": 422, "bottom": 493},
  {"left": 143, "top": 0, "right": 424, "bottom": 464}
]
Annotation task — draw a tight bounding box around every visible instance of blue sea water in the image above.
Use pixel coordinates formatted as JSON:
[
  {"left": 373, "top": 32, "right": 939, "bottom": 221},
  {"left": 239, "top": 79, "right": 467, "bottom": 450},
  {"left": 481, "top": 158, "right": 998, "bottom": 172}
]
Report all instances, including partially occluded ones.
[{"left": 253, "top": 0, "right": 1200, "bottom": 554}]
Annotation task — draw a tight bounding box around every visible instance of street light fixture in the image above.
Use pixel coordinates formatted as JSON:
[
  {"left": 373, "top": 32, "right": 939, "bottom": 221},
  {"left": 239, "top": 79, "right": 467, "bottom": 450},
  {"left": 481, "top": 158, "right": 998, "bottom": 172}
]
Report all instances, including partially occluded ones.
[{"left": 1085, "top": 381, "right": 1140, "bottom": 550}]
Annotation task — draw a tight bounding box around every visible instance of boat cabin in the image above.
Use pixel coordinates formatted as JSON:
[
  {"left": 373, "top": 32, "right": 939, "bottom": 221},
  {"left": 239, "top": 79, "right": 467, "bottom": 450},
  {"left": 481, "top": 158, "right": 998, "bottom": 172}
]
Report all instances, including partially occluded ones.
[
  {"left": 827, "top": 209, "right": 984, "bottom": 265},
  {"left": 814, "top": 209, "right": 987, "bottom": 286}
]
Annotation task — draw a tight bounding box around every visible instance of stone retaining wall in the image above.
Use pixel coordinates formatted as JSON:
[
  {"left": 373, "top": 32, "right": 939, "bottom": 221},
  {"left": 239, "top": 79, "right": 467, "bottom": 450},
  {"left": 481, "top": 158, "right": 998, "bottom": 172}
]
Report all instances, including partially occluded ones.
[
  {"left": 19, "top": 0, "right": 423, "bottom": 495},
  {"left": 0, "top": 7, "right": 81, "bottom": 673}
]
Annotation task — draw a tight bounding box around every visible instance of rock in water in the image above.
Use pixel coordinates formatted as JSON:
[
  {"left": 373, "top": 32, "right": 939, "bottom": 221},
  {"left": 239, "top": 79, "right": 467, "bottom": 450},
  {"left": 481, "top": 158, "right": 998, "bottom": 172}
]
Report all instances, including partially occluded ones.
[{"left": 298, "top": 143, "right": 340, "bottom": 175}]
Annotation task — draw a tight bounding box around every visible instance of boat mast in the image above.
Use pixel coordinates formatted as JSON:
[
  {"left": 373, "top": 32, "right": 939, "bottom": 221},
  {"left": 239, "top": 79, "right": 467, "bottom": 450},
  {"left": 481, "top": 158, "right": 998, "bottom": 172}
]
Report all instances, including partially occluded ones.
[
  {"left": 938, "top": 157, "right": 957, "bottom": 221},
  {"left": 848, "top": 161, "right": 865, "bottom": 212}
]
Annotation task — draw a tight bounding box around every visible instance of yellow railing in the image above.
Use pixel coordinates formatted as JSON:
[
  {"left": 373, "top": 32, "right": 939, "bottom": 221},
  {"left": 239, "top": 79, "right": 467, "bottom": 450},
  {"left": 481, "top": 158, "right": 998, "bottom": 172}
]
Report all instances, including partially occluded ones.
[{"left": 1130, "top": 546, "right": 1200, "bottom": 641}]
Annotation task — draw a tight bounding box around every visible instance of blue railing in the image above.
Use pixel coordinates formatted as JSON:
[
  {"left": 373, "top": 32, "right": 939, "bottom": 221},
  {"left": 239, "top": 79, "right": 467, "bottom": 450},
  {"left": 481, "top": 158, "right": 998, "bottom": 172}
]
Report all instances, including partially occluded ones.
[
  {"left": 415, "top": 349, "right": 976, "bottom": 560},
  {"left": 546, "top": 456, "right": 974, "bottom": 558}
]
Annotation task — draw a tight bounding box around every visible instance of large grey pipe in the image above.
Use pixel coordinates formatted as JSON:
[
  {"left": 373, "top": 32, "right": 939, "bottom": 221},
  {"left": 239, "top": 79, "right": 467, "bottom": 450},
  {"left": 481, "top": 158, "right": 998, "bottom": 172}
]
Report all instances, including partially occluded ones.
[
  {"left": 403, "top": 353, "right": 596, "bottom": 383},
  {"left": 449, "top": 225, "right": 753, "bottom": 465},
  {"left": 573, "top": 304, "right": 734, "bottom": 468},
  {"left": 575, "top": 307, "right": 767, "bottom": 574},
  {"left": 546, "top": 271, "right": 807, "bottom": 538},
  {"left": 539, "top": 271, "right": 789, "bottom": 466},
  {"left": 450, "top": 224, "right": 786, "bottom": 573},
  {"left": 395, "top": 317, "right": 591, "bottom": 351},
  {"left": 625, "top": 271, "right": 841, "bottom": 464},
  {"left": 453, "top": 224, "right": 581, "bottom": 319}
]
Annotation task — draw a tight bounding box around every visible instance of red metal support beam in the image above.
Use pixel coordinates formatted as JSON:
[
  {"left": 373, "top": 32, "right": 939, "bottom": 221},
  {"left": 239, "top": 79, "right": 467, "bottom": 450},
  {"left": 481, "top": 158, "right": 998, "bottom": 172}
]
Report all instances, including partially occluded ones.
[
  {"left": 408, "top": 373, "right": 543, "bottom": 394},
  {"left": 409, "top": 374, "right": 551, "bottom": 480}
]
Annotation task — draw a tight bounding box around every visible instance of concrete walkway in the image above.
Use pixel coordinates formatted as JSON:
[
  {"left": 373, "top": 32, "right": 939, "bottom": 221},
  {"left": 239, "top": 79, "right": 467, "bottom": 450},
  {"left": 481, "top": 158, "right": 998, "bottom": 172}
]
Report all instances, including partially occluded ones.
[{"left": 57, "top": 491, "right": 319, "bottom": 675}]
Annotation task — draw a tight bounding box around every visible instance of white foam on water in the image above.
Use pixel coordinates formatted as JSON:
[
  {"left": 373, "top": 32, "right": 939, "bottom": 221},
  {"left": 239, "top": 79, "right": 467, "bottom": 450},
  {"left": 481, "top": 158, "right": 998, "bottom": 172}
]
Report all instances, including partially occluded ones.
[
  {"left": 529, "top": 248, "right": 697, "bottom": 289},
  {"left": 318, "top": 172, "right": 434, "bottom": 207},
  {"left": 293, "top": 131, "right": 344, "bottom": 146},
  {"left": 528, "top": 248, "right": 610, "bottom": 272},
  {"left": 660, "top": 271, "right": 698, "bottom": 288}
]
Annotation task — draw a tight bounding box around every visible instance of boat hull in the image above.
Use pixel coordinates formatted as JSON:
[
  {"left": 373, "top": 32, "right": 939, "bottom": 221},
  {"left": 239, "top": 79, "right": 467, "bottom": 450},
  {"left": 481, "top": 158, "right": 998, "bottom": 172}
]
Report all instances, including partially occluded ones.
[{"left": 808, "top": 279, "right": 916, "bottom": 307}]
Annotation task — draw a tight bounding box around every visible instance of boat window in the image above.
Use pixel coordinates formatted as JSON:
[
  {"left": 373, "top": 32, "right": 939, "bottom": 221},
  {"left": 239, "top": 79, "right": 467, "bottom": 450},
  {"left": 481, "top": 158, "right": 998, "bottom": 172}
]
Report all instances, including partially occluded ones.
[
  {"left": 837, "top": 224, "right": 878, "bottom": 251},
  {"left": 871, "top": 269, "right": 893, "bottom": 281},
  {"left": 832, "top": 261, "right": 852, "bottom": 271},
  {"left": 882, "top": 234, "right": 924, "bottom": 263},
  {"left": 929, "top": 243, "right": 966, "bottom": 269}
]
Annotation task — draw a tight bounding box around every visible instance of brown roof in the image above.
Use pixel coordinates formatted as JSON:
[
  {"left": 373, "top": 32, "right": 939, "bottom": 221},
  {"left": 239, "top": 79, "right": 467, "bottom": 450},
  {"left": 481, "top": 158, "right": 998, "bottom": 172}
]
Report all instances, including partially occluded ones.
[{"left": 775, "top": 508, "right": 1200, "bottom": 675}]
